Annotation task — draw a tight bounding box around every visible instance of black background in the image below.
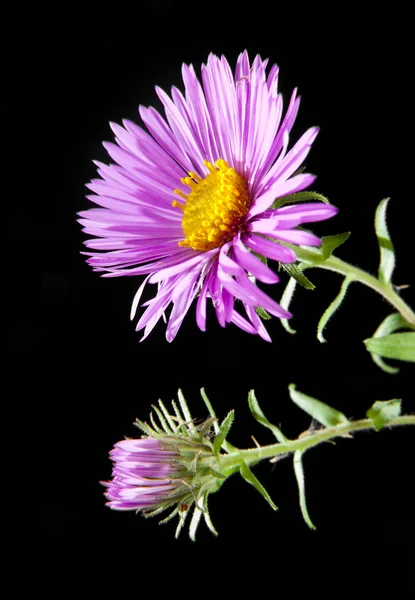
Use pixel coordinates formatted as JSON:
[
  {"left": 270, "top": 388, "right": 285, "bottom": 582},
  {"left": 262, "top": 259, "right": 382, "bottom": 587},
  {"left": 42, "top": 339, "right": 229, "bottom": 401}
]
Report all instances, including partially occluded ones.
[{"left": 7, "top": 6, "right": 414, "bottom": 590}]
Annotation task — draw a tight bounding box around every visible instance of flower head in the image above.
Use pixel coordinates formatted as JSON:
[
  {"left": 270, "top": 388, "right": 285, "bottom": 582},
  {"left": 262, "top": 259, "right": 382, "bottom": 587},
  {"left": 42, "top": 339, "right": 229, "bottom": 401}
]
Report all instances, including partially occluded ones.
[
  {"left": 101, "top": 391, "right": 227, "bottom": 539},
  {"left": 79, "top": 51, "right": 337, "bottom": 341}
]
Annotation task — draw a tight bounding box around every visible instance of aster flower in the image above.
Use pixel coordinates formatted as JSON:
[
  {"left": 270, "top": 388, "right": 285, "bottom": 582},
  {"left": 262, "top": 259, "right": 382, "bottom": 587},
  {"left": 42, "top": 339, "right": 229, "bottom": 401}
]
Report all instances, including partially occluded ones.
[
  {"left": 101, "top": 391, "right": 227, "bottom": 539},
  {"left": 79, "top": 51, "right": 337, "bottom": 341}
]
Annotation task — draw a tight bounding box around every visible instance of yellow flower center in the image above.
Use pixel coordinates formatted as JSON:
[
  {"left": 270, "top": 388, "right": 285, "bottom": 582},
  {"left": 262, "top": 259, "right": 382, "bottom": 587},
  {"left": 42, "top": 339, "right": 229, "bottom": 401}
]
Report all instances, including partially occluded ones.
[{"left": 172, "top": 159, "right": 251, "bottom": 252}]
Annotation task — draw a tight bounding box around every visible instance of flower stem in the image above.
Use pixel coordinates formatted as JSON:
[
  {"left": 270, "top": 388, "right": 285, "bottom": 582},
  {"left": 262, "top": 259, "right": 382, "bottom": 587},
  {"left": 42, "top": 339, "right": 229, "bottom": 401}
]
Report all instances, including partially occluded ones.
[
  {"left": 219, "top": 415, "right": 415, "bottom": 472},
  {"left": 289, "top": 245, "right": 415, "bottom": 328}
]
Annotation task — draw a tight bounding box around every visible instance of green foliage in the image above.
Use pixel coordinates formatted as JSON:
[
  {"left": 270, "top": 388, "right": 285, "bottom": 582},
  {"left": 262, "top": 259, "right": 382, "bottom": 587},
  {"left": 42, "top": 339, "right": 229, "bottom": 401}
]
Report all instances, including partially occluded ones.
[
  {"left": 289, "top": 384, "right": 349, "bottom": 427},
  {"left": 293, "top": 451, "right": 316, "bottom": 530},
  {"left": 368, "top": 313, "right": 412, "bottom": 373},
  {"left": 272, "top": 190, "right": 330, "bottom": 209},
  {"left": 248, "top": 390, "right": 287, "bottom": 443},
  {"left": 364, "top": 332, "right": 415, "bottom": 362},
  {"left": 375, "top": 198, "right": 395, "bottom": 284},
  {"left": 366, "top": 399, "right": 402, "bottom": 431},
  {"left": 240, "top": 461, "right": 279, "bottom": 511},
  {"left": 281, "top": 262, "right": 315, "bottom": 290},
  {"left": 213, "top": 410, "right": 235, "bottom": 455},
  {"left": 320, "top": 232, "right": 351, "bottom": 259},
  {"left": 317, "top": 276, "right": 353, "bottom": 343}
]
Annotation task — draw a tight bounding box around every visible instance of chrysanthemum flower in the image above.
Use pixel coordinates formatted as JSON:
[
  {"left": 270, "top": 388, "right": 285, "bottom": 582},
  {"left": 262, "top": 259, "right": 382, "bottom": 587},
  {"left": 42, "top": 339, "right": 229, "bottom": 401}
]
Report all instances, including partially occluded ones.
[{"left": 79, "top": 51, "right": 337, "bottom": 341}]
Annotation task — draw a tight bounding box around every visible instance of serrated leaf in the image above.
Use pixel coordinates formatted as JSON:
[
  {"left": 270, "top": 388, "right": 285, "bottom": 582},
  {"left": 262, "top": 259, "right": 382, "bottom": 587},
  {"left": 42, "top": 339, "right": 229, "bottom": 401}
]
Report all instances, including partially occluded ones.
[
  {"left": 240, "top": 461, "right": 278, "bottom": 511},
  {"left": 366, "top": 399, "right": 402, "bottom": 431},
  {"left": 213, "top": 410, "right": 235, "bottom": 455},
  {"left": 317, "top": 275, "right": 353, "bottom": 342},
  {"left": 255, "top": 306, "right": 272, "bottom": 320},
  {"left": 289, "top": 384, "right": 349, "bottom": 427},
  {"left": 364, "top": 332, "right": 415, "bottom": 362},
  {"left": 375, "top": 198, "right": 395, "bottom": 284},
  {"left": 293, "top": 451, "right": 316, "bottom": 530},
  {"left": 321, "top": 232, "right": 351, "bottom": 259},
  {"left": 272, "top": 191, "right": 330, "bottom": 209},
  {"left": 279, "top": 275, "right": 298, "bottom": 334},
  {"left": 368, "top": 313, "right": 411, "bottom": 374},
  {"left": 281, "top": 263, "right": 315, "bottom": 290},
  {"left": 248, "top": 390, "right": 287, "bottom": 443}
]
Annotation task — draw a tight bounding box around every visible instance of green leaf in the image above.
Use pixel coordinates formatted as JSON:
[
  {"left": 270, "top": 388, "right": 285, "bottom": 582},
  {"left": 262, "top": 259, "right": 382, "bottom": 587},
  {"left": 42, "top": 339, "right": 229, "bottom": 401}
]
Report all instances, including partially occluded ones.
[
  {"left": 366, "top": 399, "right": 402, "bottom": 431},
  {"left": 213, "top": 410, "right": 235, "bottom": 455},
  {"left": 364, "top": 333, "right": 415, "bottom": 362},
  {"left": 293, "top": 451, "right": 316, "bottom": 530},
  {"left": 375, "top": 198, "right": 395, "bottom": 284},
  {"left": 255, "top": 306, "right": 272, "bottom": 320},
  {"left": 240, "top": 461, "right": 278, "bottom": 511},
  {"left": 317, "top": 275, "right": 353, "bottom": 343},
  {"left": 368, "top": 313, "right": 411, "bottom": 374},
  {"left": 289, "top": 384, "right": 349, "bottom": 427},
  {"left": 272, "top": 190, "right": 330, "bottom": 209},
  {"left": 279, "top": 275, "right": 298, "bottom": 334},
  {"left": 248, "top": 390, "right": 287, "bottom": 443},
  {"left": 321, "top": 232, "right": 351, "bottom": 259},
  {"left": 281, "top": 263, "right": 315, "bottom": 290},
  {"left": 200, "top": 388, "right": 220, "bottom": 434}
]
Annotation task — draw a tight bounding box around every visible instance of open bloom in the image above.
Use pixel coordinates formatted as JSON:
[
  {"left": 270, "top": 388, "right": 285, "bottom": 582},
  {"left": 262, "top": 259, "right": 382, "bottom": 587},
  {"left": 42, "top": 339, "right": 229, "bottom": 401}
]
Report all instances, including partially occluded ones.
[{"left": 79, "top": 51, "right": 337, "bottom": 341}]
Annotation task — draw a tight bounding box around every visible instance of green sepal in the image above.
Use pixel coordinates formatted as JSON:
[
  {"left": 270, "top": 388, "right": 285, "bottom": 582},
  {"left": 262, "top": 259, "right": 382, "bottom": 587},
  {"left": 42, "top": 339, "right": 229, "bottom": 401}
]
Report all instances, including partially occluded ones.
[
  {"left": 213, "top": 410, "right": 235, "bottom": 455},
  {"left": 272, "top": 190, "right": 331, "bottom": 209},
  {"left": 248, "top": 389, "right": 287, "bottom": 443},
  {"left": 317, "top": 275, "right": 353, "bottom": 343},
  {"left": 366, "top": 399, "right": 402, "bottom": 431},
  {"left": 255, "top": 306, "right": 272, "bottom": 320},
  {"left": 375, "top": 198, "right": 395, "bottom": 284},
  {"left": 368, "top": 313, "right": 411, "bottom": 374},
  {"left": 293, "top": 451, "right": 316, "bottom": 530},
  {"left": 364, "top": 332, "right": 415, "bottom": 362},
  {"left": 240, "top": 461, "right": 278, "bottom": 511},
  {"left": 289, "top": 384, "right": 349, "bottom": 427},
  {"left": 321, "top": 232, "right": 351, "bottom": 260},
  {"left": 281, "top": 262, "right": 315, "bottom": 290}
]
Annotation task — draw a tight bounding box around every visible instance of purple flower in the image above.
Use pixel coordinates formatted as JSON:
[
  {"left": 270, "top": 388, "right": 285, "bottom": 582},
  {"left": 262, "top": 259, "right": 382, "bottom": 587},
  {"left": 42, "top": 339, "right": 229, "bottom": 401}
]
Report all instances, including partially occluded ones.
[
  {"left": 102, "top": 437, "right": 181, "bottom": 511},
  {"left": 79, "top": 51, "right": 337, "bottom": 341}
]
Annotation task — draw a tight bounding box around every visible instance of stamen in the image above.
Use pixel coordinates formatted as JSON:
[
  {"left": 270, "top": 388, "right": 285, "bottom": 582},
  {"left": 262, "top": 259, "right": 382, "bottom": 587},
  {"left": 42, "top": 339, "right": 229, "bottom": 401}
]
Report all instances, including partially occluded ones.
[{"left": 173, "top": 159, "right": 251, "bottom": 252}]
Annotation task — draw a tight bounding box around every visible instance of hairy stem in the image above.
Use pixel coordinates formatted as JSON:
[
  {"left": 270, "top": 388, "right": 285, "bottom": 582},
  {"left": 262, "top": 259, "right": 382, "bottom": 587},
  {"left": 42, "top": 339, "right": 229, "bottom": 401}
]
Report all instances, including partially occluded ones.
[
  {"left": 219, "top": 415, "right": 415, "bottom": 472},
  {"left": 288, "top": 245, "right": 415, "bottom": 328}
]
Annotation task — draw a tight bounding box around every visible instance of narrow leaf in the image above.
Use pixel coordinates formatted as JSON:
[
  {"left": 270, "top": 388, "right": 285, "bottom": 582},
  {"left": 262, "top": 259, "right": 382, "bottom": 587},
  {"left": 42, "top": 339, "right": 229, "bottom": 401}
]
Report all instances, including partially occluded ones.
[
  {"left": 189, "top": 504, "right": 203, "bottom": 541},
  {"left": 200, "top": 388, "right": 220, "bottom": 434},
  {"left": 240, "top": 462, "right": 278, "bottom": 511},
  {"left": 213, "top": 410, "right": 235, "bottom": 455},
  {"left": 366, "top": 399, "right": 402, "bottom": 431},
  {"left": 289, "top": 384, "right": 349, "bottom": 427},
  {"left": 293, "top": 451, "right": 316, "bottom": 530},
  {"left": 279, "top": 276, "right": 298, "bottom": 334},
  {"left": 321, "top": 232, "right": 351, "bottom": 259},
  {"left": 317, "top": 275, "right": 353, "bottom": 342},
  {"left": 202, "top": 497, "right": 219, "bottom": 536},
  {"left": 281, "top": 263, "right": 315, "bottom": 290},
  {"left": 248, "top": 390, "right": 287, "bottom": 443},
  {"left": 375, "top": 198, "right": 395, "bottom": 284},
  {"left": 368, "top": 313, "right": 411, "bottom": 374},
  {"left": 255, "top": 306, "right": 272, "bottom": 320},
  {"left": 272, "top": 190, "right": 330, "bottom": 209},
  {"left": 364, "top": 333, "right": 415, "bottom": 362},
  {"left": 177, "top": 389, "right": 194, "bottom": 429}
]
